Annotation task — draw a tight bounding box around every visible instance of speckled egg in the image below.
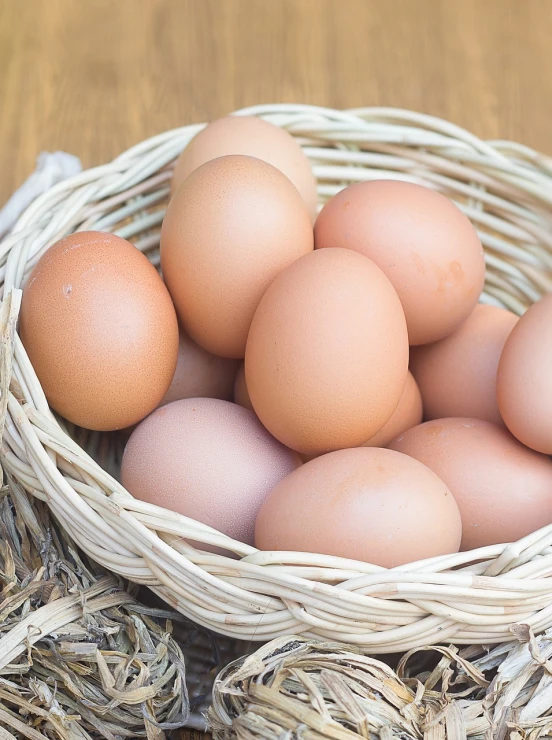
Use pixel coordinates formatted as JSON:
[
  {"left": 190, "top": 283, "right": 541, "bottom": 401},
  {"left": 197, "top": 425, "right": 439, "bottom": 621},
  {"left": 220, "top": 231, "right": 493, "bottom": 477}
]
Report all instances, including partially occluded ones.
[
  {"left": 314, "top": 180, "right": 486, "bottom": 345},
  {"left": 19, "top": 231, "right": 179, "bottom": 431},
  {"left": 245, "top": 248, "right": 409, "bottom": 456},
  {"left": 161, "top": 155, "right": 314, "bottom": 358},
  {"left": 255, "top": 447, "right": 462, "bottom": 567},
  {"left": 171, "top": 115, "right": 318, "bottom": 220},
  {"left": 121, "top": 398, "right": 301, "bottom": 546}
]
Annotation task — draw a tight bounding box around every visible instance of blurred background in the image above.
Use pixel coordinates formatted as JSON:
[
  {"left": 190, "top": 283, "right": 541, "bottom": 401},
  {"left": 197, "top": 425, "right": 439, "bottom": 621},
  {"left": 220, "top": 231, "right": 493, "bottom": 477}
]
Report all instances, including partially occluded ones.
[{"left": 1, "top": 0, "right": 551, "bottom": 202}]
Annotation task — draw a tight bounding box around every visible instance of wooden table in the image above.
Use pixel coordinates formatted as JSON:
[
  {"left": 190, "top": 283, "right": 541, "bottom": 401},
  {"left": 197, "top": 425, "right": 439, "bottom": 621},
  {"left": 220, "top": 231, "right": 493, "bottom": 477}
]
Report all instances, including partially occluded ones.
[
  {"left": 2, "top": 0, "right": 552, "bottom": 204},
  {"left": 1, "top": 1, "right": 551, "bottom": 737}
]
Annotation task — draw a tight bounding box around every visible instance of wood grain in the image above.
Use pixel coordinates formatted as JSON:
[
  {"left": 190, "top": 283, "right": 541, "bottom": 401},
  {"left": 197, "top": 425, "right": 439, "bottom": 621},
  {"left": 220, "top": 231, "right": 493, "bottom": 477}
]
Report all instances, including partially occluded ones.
[
  {"left": 1, "top": 2, "right": 551, "bottom": 737},
  {"left": 2, "top": 0, "right": 552, "bottom": 204}
]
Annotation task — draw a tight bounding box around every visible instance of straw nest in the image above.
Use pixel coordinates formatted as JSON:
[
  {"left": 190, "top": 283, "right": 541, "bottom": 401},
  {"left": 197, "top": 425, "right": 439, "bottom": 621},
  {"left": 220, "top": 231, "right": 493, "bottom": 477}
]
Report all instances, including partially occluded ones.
[
  {"left": 209, "top": 633, "right": 552, "bottom": 739},
  {"left": 2, "top": 104, "right": 552, "bottom": 653},
  {"left": 0, "top": 473, "right": 189, "bottom": 739}
]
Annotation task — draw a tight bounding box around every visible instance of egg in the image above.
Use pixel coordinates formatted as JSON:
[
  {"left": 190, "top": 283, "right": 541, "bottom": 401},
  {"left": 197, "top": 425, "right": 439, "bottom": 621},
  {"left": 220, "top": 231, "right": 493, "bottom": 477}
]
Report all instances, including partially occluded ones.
[
  {"left": 121, "top": 398, "right": 301, "bottom": 547},
  {"left": 497, "top": 294, "right": 552, "bottom": 453},
  {"left": 19, "top": 231, "right": 178, "bottom": 431},
  {"left": 160, "top": 331, "right": 239, "bottom": 406},
  {"left": 255, "top": 447, "right": 461, "bottom": 568},
  {"left": 284, "top": 371, "right": 421, "bottom": 461},
  {"left": 314, "top": 180, "right": 485, "bottom": 345},
  {"left": 233, "top": 362, "right": 253, "bottom": 411},
  {"left": 361, "top": 371, "right": 422, "bottom": 447},
  {"left": 171, "top": 115, "right": 318, "bottom": 220},
  {"left": 161, "top": 155, "right": 313, "bottom": 358},
  {"left": 410, "top": 304, "right": 518, "bottom": 425},
  {"left": 389, "top": 418, "right": 552, "bottom": 550},
  {"left": 244, "top": 366, "right": 420, "bottom": 456},
  {"left": 245, "top": 248, "right": 408, "bottom": 455}
]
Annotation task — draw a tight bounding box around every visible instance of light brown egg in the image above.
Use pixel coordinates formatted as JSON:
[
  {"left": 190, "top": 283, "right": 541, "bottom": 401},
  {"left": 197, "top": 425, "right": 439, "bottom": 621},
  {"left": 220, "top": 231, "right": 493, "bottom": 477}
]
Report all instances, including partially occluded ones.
[
  {"left": 361, "top": 371, "right": 422, "bottom": 447},
  {"left": 235, "top": 363, "right": 420, "bottom": 454},
  {"left": 297, "top": 372, "right": 421, "bottom": 460},
  {"left": 161, "top": 155, "right": 313, "bottom": 358},
  {"left": 160, "top": 331, "right": 239, "bottom": 406},
  {"left": 171, "top": 115, "right": 318, "bottom": 220},
  {"left": 233, "top": 363, "right": 254, "bottom": 411},
  {"left": 389, "top": 418, "right": 552, "bottom": 550},
  {"left": 314, "top": 180, "right": 485, "bottom": 345},
  {"left": 410, "top": 303, "right": 518, "bottom": 425},
  {"left": 497, "top": 294, "right": 552, "bottom": 453},
  {"left": 255, "top": 447, "right": 461, "bottom": 568},
  {"left": 19, "top": 231, "right": 178, "bottom": 431},
  {"left": 121, "top": 398, "right": 301, "bottom": 547},
  {"left": 245, "top": 248, "right": 409, "bottom": 456}
]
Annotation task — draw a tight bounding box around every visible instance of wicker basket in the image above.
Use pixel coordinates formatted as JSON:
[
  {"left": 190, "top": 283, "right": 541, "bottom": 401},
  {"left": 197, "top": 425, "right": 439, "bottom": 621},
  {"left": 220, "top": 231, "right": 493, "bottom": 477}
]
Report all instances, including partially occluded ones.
[{"left": 2, "top": 104, "right": 552, "bottom": 655}]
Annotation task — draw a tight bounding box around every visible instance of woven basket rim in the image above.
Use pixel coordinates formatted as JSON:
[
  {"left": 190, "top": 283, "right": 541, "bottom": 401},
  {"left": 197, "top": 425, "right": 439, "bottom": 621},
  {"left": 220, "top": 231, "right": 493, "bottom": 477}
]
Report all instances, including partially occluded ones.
[{"left": 2, "top": 103, "right": 552, "bottom": 653}]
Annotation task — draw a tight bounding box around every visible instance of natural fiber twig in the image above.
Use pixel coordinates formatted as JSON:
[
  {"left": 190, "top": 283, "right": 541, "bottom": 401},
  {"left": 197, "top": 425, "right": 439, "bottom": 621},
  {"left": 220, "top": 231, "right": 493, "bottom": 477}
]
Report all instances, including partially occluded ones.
[{"left": 209, "top": 633, "right": 552, "bottom": 739}]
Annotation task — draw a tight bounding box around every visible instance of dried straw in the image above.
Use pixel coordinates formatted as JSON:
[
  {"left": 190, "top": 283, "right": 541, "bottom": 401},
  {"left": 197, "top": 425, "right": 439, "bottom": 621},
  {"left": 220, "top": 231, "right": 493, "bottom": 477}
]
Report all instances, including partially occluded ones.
[
  {"left": 0, "top": 474, "right": 191, "bottom": 739},
  {"left": 209, "top": 631, "right": 552, "bottom": 739}
]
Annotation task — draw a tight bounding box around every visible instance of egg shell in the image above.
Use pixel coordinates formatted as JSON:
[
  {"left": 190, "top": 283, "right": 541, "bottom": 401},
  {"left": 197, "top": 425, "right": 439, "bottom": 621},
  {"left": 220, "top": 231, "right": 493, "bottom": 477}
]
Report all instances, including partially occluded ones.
[
  {"left": 410, "top": 303, "right": 518, "bottom": 425},
  {"left": 121, "top": 398, "right": 301, "bottom": 547},
  {"left": 245, "top": 248, "right": 409, "bottom": 456},
  {"left": 233, "top": 362, "right": 254, "bottom": 411},
  {"left": 389, "top": 417, "right": 552, "bottom": 550},
  {"left": 19, "top": 231, "right": 179, "bottom": 431},
  {"left": 314, "top": 180, "right": 485, "bottom": 345},
  {"left": 161, "top": 154, "right": 314, "bottom": 358},
  {"left": 299, "top": 371, "right": 422, "bottom": 458},
  {"left": 361, "top": 371, "right": 423, "bottom": 447},
  {"left": 255, "top": 447, "right": 461, "bottom": 568},
  {"left": 160, "top": 331, "right": 239, "bottom": 406},
  {"left": 268, "top": 371, "right": 421, "bottom": 459},
  {"left": 171, "top": 115, "right": 318, "bottom": 220},
  {"left": 497, "top": 294, "right": 552, "bottom": 453}
]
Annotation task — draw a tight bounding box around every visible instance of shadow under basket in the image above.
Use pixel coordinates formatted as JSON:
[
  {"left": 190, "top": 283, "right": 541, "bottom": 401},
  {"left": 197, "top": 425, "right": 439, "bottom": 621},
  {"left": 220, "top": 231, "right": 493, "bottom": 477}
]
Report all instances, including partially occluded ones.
[{"left": 2, "top": 104, "right": 552, "bottom": 656}]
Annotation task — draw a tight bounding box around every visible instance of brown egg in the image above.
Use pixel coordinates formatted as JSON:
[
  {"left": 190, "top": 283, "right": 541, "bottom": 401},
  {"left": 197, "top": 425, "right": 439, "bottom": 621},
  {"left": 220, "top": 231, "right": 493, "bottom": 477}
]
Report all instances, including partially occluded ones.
[
  {"left": 497, "top": 294, "right": 552, "bottom": 453},
  {"left": 245, "top": 248, "right": 409, "bottom": 456},
  {"left": 389, "top": 418, "right": 552, "bottom": 550},
  {"left": 161, "top": 155, "right": 313, "bottom": 358},
  {"left": 160, "top": 331, "right": 239, "bottom": 406},
  {"left": 233, "top": 362, "right": 253, "bottom": 411},
  {"left": 297, "top": 372, "right": 422, "bottom": 460},
  {"left": 171, "top": 115, "right": 318, "bottom": 220},
  {"left": 255, "top": 447, "right": 461, "bottom": 568},
  {"left": 410, "top": 303, "right": 518, "bottom": 425},
  {"left": 19, "top": 231, "right": 178, "bottom": 431},
  {"left": 121, "top": 398, "right": 301, "bottom": 546},
  {"left": 361, "top": 371, "right": 422, "bottom": 447},
  {"left": 314, "top": 180, "right": 485, "bottom": 345}
]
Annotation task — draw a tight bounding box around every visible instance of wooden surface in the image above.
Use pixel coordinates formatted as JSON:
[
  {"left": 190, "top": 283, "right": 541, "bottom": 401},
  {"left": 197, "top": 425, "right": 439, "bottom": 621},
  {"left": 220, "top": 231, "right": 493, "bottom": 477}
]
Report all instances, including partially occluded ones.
[
  {"left": 1, "top": 2, "right": 551, "bottom": 737},
  {"left": 2, "top": 0, "right": 552, "bottom": 204}
]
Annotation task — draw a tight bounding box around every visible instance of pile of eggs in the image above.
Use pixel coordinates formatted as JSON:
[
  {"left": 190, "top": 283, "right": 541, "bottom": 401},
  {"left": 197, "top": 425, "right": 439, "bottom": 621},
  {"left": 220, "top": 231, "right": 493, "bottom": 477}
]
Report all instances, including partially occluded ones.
[{"left": 19, "top": 116, "right": 552, "bottom": 569}]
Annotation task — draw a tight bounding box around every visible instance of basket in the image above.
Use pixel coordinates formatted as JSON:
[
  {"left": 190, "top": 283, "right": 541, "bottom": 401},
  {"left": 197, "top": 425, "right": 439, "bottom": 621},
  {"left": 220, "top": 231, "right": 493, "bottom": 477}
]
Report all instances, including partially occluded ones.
[{"left": 2, "top": 104, "right": 552, "bottom": 655}]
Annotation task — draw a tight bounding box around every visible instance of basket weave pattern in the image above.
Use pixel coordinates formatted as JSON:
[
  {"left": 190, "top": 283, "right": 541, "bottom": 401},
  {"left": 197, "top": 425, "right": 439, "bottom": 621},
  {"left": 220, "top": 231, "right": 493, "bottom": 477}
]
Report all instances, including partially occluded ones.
[{"left": 2, "top": 104, "right": 552, "bottom": 653}]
